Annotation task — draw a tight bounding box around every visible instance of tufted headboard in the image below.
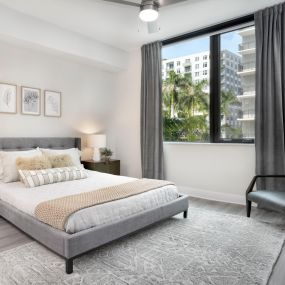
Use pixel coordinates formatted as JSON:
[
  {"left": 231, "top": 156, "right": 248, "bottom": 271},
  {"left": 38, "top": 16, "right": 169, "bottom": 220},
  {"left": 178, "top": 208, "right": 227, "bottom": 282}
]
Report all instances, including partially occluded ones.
[{"left": 0, "top": 137, "right": 81, "bottom": 151}]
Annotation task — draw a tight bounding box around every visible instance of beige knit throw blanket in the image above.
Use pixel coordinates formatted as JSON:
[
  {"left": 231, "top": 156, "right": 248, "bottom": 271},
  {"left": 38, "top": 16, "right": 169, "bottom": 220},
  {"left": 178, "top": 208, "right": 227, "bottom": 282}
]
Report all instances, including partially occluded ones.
[{"left": 35, "top": 179, "right": 174, "bottom": 231}]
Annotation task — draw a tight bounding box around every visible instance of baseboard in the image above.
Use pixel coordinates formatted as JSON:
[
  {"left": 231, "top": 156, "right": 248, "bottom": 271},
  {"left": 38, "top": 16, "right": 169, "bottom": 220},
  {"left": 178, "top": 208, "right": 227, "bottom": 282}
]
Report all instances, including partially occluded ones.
[{"left": 178, "top": 186, "right": 246, "bottom": 205}]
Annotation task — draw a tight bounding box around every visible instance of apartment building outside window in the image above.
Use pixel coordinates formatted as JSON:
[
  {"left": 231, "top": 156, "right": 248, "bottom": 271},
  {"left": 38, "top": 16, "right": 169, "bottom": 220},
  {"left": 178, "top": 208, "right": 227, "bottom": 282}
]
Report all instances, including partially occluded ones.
[{"left": 161, "top": 16, "right": 255, "bottom": 143}]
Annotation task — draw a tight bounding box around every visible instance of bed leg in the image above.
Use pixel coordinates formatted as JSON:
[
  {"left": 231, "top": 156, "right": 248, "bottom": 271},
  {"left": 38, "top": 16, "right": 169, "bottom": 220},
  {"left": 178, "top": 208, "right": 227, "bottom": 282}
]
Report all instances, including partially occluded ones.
[
  {"left": 65, "top": 258, "right": 73, "bottom": 274},
  {"left": 183, "top": 210, "right": 188, "bottom": 219}
]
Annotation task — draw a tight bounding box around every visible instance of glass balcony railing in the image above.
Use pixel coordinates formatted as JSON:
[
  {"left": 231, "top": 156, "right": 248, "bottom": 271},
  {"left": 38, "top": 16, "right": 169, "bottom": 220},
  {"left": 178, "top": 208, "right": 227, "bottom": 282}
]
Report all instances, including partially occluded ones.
[
  {"left": 239, "top": 41, "right": 256, "bottom": 51},
  {"left": 242, "top": 109, "right": 255, "bottom": 119},
  {"left": 242, "top": 84, "right": 255, "bottom": 92},
  {"left": 238, "top": 62, "right": 256, "bottom": 72}
]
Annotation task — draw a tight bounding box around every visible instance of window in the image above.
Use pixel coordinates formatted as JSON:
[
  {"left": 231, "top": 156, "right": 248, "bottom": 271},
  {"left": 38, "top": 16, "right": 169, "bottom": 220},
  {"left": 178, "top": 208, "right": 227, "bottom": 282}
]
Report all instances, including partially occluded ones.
[
  {"left": 220, "top": 27, "right": 256, "bottom": 141},
  {"left": 185, "top": 66, "right": 191, "bottom": 73},
  {"left": 167, "top": 62, "right": 174, "bottom": 70},
  {"left": 177, "top": 61, "right": 181, "bottom": 66},
  {"left": 162, "top": 36, "right": 210, "bottom": 142},
  {"left": 177, "top": 68, "right": 181, "bottom": 74},
  {"left": 162, "top": 14, "right": 255, "bottom": 143}
]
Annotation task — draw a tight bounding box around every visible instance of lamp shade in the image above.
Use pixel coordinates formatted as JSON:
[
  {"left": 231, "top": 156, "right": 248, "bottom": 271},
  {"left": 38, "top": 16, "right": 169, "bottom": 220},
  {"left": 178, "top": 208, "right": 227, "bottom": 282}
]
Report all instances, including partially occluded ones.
[{"left": 87, "top": 134, "right": 106, "bottom": 148}]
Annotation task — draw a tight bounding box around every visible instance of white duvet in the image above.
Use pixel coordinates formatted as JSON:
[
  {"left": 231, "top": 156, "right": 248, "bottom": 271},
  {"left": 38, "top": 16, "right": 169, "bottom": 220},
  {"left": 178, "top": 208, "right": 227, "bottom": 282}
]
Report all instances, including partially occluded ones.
[{"left": 0, "top": 170, "right": 178, "bottom": 233}]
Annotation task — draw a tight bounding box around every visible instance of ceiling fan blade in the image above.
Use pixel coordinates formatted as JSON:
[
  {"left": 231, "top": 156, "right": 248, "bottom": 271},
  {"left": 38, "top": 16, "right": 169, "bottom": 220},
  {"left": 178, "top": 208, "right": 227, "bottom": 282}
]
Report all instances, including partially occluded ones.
[
  {"left": 158, "top": 0, "right": 187, "bottom": 7},
  {"left": 147, "top": 21, "right": 159, "bottom": 34},
  {"left": 103, "top": 0, "right": 140, "bottom": 7}
]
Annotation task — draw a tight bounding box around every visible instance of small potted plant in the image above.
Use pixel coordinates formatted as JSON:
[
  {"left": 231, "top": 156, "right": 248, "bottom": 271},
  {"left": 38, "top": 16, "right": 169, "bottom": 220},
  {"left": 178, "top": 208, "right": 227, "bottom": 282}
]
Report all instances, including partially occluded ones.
[{"left": 100, "top": 148, "right": 113, "bottom": 164}]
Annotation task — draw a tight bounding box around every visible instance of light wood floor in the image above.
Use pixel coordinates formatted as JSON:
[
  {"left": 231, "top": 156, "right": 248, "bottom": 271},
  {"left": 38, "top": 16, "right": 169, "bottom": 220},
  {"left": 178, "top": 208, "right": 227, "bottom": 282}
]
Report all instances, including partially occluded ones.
[{"left": 0, "top": 197, "right": 284, "bottom": 284}]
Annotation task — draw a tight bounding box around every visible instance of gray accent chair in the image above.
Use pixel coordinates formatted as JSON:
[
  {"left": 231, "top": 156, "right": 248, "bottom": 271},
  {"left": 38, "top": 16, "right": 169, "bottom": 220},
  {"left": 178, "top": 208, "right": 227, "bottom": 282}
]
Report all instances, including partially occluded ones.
[{"left": 246, "top": 175, "right": 285, "bottom": 217}]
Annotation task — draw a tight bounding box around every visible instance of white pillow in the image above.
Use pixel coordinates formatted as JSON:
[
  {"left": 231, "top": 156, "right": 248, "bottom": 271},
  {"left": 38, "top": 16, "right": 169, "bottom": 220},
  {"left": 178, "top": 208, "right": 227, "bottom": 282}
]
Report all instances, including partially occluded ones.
[
  {"left": 1, "top": 148, "right": 42, "bottom": 183},
  {"left": 41, "top": 148, "right": 81, "bottom": 166},
  {"left": 19, "top": 166, "right": 88, "bottom": 188}
]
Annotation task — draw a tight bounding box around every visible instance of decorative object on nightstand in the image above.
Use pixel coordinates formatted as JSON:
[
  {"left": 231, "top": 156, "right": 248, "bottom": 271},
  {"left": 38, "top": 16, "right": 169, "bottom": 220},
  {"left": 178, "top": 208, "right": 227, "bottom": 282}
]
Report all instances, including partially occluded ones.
[
  {"left": 100, "top": 148, "right": 113, "bottom": 164},
  {"left": 82, "top": 159, "right": 120, "bottom": 175},
  {"left": 87, "top": 134, "right": 106, "bottom": 162}
]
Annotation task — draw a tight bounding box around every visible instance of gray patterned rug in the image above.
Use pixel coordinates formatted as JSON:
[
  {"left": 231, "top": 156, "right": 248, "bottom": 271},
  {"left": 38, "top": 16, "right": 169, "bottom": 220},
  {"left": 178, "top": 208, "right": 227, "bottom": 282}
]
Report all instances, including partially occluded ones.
[{"left": 0, "top": 208, "right": 284, "bottom": 285}]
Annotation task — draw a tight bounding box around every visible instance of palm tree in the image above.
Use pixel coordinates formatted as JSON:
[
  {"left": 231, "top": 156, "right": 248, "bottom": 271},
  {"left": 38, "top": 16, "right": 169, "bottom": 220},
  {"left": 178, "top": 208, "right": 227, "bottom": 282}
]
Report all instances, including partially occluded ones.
[
  {"left": 162, "top": 70, "right": 184, "bottom": 118},
  {"left": 220, "top": 90, "right": 240, "bottom": 117},
  {"left": 220, "top": 90, "right": 242, "bottom": 139},
  {"left": 179, "top": 74, "right": 209, "bottom": 117},
  {"left": 162, "top": 71, "right": 210, "bottom": 142}
]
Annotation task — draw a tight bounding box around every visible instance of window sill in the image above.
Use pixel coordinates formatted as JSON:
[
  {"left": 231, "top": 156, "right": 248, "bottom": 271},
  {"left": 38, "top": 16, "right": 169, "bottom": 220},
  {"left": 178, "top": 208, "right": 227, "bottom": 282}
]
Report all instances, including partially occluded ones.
[{"left": 163, "top": 141, "right": 255, "bottom": 147}]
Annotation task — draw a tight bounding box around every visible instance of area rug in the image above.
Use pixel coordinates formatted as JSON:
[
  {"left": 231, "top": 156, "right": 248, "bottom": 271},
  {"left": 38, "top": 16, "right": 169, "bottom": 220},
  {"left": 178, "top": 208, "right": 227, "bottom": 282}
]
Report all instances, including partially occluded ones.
[{"left": 0, "top": 208, "right": 284, "bottom": 285}]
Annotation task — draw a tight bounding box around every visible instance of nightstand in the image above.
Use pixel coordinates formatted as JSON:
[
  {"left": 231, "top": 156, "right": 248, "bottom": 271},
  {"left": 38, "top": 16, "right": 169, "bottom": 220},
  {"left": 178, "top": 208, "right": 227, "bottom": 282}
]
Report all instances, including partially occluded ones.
[{"left": 82, "top": 159, "right": 120, "bottom": 175}]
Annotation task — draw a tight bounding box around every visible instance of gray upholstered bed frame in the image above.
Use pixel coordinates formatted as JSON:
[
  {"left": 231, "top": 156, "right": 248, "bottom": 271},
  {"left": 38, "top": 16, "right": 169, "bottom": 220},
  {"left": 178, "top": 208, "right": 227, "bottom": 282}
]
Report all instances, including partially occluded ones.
[{"left": 0, "top": 137, "right": 189, "bottom": 274}]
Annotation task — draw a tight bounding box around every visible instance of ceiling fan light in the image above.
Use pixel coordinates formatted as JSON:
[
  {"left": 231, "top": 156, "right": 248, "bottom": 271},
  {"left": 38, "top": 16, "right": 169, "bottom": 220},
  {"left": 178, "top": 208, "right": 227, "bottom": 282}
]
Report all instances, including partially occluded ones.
[{"left": 139, "top": 3, "right": 159, "bottom": 22}]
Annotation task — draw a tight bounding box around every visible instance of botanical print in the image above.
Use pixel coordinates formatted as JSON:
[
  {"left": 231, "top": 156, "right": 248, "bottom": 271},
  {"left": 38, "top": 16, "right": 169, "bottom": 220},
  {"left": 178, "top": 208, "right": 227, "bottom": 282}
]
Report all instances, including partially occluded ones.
[
  {"left": 0, "top": 83, "right": 17, "bottom": 114},
  {"left": 45, "top": 91, "right": 61, "bottom": 117},
  {"left": 22, "top": 87, "right": 41, "bottom": 115}
]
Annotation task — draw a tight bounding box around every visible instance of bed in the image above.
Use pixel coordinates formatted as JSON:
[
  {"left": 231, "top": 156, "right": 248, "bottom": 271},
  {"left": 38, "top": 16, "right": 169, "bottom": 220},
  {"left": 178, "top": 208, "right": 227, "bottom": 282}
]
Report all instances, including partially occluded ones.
[{"left": 0, "top": 137, "right": 189, "bottom": 274}]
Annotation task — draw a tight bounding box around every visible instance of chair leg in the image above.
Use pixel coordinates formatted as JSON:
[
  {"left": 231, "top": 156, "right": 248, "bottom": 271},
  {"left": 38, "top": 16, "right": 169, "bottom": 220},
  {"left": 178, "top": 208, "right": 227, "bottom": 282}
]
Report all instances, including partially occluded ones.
[
  {"left": 246, "top": 200, "right": 252, "bottom": 218},
  {"left": 183, "top": 210, "right": 188, "bottom": 219},
  {"left": 65, "top": 258, "right": 73, "bottom": 274}
]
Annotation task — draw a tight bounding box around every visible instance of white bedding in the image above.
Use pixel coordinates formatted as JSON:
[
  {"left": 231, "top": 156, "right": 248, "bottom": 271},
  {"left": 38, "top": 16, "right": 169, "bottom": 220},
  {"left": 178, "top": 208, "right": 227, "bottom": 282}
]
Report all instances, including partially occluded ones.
[{"left": 0, "top": 170, "right": 178, "bottom": 233}]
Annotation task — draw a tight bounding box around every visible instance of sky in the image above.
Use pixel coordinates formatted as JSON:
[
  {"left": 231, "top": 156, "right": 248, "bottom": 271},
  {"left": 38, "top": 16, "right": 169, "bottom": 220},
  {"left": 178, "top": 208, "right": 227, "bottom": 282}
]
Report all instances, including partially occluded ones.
[{"left": 162, "top": 31, "right": 242, "bottom": 60}]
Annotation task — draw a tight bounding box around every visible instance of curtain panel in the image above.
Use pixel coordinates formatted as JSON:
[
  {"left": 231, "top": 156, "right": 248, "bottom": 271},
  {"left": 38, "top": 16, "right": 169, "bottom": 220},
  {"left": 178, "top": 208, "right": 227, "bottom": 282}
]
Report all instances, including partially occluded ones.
[
  {"left": 255, "top": 2, "right": 285, "bottom": 190},
  {"left": 141, "top": 41, "right": 164, "bottom": 179}
]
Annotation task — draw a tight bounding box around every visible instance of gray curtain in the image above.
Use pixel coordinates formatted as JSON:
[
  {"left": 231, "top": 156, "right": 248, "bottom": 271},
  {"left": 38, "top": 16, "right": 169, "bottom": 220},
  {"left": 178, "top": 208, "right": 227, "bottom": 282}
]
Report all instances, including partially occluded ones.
[
  {"left": 141, "top": 41, "right": 164, "bottom": 179},
  {"left": 255, "top": 2, "right": 285, "bottom": 190}
]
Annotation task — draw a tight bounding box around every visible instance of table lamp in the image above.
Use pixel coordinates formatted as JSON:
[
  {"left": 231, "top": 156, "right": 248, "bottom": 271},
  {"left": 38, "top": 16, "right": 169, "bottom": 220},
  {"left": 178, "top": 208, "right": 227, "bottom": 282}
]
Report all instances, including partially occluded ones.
[{"left": 87, "top": 134, "right": 106, "bottom": 162}]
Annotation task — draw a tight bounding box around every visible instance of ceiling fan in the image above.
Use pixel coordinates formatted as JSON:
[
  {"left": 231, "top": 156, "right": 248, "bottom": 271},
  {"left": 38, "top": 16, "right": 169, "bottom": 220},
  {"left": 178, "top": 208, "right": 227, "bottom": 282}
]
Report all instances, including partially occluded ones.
[{"left": 102, "top": 0, "right": 188, "bottom": 33}]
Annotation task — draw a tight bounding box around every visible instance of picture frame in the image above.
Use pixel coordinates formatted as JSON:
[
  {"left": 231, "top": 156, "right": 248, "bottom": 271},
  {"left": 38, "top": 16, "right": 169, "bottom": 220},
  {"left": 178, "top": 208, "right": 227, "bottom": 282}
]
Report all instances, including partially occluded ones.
[
  {"left": 21, "top": 86, "right": 41, "bottom": 116},
  {"left": 0, "top": 83, "right": 17, "bottom": 114},
  {"left": 44, "top": 90, "right": 61, "bottom": 117}
]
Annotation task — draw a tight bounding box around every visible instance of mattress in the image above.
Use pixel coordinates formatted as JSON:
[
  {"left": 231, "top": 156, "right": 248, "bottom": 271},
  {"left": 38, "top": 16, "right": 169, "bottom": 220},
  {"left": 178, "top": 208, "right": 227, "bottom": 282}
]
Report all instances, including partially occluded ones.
[{"left": 0, "top": 170, "right": 179, "bottom": 233}]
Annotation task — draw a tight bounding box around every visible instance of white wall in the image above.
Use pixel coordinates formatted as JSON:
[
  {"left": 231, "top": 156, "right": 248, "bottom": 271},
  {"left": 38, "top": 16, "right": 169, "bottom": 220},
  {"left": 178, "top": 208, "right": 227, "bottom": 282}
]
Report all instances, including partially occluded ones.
[
  {"left": 0, "top": 41, "right": 116, "bottom": 147},
  {"left": 164, "top": 143, "right": 255, "bottom": 204},
  {"left": 108, "top": 50, "right": 142, "bottom": 178}
]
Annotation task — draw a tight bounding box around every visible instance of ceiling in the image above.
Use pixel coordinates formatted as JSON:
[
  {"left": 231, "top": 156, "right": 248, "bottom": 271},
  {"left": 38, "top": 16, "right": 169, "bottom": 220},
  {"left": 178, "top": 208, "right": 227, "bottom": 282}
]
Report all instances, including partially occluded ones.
[
  {"left": 0, "top": 0, "right": 282, "bottom": 52},
  {"left": 0, "top": 0, "right": 211, "bottom": 51}
]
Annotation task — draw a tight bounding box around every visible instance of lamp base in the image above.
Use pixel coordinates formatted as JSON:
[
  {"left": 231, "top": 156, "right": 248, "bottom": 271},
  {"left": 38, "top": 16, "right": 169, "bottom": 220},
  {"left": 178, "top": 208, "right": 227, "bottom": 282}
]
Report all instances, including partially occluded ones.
[{"left": 93, "top": 148, "right": 101, "bottom": 162}]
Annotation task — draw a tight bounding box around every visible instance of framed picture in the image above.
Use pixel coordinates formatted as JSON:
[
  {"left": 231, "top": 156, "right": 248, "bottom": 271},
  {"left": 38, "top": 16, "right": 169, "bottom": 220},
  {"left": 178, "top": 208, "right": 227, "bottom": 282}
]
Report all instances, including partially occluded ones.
[
  {"left": 0, "top": 83, "right": 17, "bottom": 114},
  {"left": 21, "top": 87, "right": 41, "bottom": 116},
  {"left": 44, "top": 90, "right": 61, "bottom": 117}
]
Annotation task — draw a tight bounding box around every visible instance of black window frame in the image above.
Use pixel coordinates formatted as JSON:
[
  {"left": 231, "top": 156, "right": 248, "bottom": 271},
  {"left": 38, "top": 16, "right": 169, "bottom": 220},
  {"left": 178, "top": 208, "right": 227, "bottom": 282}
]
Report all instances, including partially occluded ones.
[{"left": 162, "top": 14, "right": 255, "bottom": 144}]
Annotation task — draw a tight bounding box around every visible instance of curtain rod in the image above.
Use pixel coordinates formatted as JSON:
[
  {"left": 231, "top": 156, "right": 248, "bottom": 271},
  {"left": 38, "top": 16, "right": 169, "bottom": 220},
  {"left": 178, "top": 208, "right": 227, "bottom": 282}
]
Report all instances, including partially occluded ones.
[{"left": 162, "top": 13, "right": 254, "bottom": 46}]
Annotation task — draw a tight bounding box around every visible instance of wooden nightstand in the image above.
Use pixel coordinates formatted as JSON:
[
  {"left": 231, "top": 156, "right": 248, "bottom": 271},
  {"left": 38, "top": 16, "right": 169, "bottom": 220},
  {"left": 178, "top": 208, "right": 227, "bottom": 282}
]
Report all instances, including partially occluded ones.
[{"left": 82, "top": 159, "right": 120, "bottom": 175}]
